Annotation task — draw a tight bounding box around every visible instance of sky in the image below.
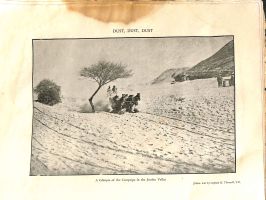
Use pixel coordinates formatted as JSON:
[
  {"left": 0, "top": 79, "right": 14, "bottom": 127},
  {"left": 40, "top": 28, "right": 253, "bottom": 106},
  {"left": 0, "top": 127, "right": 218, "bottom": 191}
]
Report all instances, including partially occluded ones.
[{"left": 33, "top": 36, "right": 233, "bottom": 98}]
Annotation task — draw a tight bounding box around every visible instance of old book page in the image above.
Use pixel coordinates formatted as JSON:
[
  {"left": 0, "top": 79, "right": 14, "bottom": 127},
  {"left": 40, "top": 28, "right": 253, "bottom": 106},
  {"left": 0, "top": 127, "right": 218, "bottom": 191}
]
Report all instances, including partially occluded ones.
[{"left": 0, "top": 1, "right": 264, "bottom": 200}]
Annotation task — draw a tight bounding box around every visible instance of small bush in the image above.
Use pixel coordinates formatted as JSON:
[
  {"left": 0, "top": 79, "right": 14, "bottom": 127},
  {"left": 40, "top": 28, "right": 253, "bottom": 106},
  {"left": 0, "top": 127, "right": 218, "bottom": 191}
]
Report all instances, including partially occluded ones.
[{"left": 34, "top": 79, "right": 61, "bottom": 106}]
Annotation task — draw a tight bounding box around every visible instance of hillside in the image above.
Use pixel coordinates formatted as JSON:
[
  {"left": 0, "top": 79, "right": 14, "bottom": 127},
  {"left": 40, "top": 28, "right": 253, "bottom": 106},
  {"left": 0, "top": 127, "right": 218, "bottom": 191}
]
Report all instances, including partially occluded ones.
[
  {"left": 30, "top": 79, "right": 235, "bottom": 175},
  {"left": 175, "top": 40, "right": 234, "bottom": 80},
  {"left": 152, "top": 68, "right": 188, "bottom": 84}
]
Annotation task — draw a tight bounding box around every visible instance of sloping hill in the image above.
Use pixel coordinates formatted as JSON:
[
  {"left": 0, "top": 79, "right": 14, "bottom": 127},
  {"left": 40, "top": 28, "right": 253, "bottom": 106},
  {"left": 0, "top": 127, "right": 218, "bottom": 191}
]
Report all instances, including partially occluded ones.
[
  {"left": 30, "top": 80, "right": 235, "bottom": 175},
  {"left": 175, "top": 40, "right": 234, "bottom": 80},
  {"left": 152, "top": 68, "right": 188, "bottom": 84}
]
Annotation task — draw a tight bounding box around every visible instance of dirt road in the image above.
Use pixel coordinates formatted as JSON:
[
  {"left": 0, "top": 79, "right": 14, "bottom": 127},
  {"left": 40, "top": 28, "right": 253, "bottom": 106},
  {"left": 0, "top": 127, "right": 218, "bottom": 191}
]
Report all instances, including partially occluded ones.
[{"left": 31, "top": 102, "right": 235, "bottom": 175}]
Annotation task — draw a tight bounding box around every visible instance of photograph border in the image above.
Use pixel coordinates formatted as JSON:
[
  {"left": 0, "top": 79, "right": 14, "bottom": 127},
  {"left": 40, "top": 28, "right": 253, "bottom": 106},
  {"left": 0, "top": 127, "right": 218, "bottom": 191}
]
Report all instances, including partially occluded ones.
[{"left": 30, "top": 35, "right": 236, "bottom": 176}]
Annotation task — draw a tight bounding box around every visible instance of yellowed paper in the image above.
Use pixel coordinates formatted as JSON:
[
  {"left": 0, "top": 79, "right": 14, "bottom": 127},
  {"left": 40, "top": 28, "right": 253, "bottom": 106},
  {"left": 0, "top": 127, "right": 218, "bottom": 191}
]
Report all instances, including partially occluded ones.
[{"left": 0, "top": 1, "right": 264, "bottom": 200}]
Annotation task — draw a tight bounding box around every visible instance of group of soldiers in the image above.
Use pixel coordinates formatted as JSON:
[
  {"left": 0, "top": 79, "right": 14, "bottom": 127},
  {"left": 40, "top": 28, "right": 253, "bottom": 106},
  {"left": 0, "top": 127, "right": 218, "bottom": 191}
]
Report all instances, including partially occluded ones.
[{"left": 107, "top": 86, "right": 141, "bottom": 114}]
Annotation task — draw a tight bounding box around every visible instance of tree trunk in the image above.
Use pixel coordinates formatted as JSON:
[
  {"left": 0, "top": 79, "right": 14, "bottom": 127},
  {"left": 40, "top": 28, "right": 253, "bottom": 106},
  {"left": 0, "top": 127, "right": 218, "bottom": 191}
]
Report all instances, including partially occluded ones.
[{"left": 89, "top": 85, "right": 102, "bottom": 113}]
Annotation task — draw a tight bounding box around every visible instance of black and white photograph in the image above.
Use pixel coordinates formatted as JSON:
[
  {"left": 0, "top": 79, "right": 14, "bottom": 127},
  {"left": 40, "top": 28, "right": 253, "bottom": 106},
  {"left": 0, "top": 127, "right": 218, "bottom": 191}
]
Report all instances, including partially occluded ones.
[{"left": 30, "top": 36, "right": 235, "bottom": 175}]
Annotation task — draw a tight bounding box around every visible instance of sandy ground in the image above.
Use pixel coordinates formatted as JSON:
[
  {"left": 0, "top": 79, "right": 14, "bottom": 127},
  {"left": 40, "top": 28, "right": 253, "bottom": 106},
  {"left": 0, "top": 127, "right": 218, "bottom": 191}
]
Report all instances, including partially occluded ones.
[{"left": 30, "top": 78, "right": 235, "bottom": 175}]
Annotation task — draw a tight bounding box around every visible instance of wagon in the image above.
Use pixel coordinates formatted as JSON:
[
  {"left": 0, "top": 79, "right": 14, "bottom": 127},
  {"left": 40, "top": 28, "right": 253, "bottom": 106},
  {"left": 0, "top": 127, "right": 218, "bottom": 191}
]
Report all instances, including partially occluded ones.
[
  {"left": 222, "top": 77, "right": 231, "bottom": 87},
  {"left": 110, "top": 93, "right": 140, "bottom": 114},
  {"left": 217, "top": 75, "right": 234, "bottom": 87}
]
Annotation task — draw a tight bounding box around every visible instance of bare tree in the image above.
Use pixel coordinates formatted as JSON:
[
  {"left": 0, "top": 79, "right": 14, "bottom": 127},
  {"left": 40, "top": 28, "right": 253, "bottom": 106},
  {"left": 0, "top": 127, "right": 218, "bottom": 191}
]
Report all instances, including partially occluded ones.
[{"left": 80, "top": 60, "right": 133, "bottom": 112}]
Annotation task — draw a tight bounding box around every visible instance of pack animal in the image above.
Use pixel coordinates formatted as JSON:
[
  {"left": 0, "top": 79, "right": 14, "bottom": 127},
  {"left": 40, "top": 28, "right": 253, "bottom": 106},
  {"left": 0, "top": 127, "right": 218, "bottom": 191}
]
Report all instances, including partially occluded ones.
[{"left": 109, "top": 93, "right": 140, "bottom": 113}]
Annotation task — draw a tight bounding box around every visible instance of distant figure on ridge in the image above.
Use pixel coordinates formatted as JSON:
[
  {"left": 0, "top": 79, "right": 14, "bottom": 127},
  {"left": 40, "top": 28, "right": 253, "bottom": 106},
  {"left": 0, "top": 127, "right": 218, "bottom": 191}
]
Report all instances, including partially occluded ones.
[
  {"left": 107, "top": 86, "right": 112, "bottom": 97},
  {"left": 112, "top": 85, "right": 118, "bottom": 96},
  {"left": 230, "top": 72, "right": 235, "bottom": 86},
  {"left": 217, "top": 74, "right": 222, "bottom": 87}
]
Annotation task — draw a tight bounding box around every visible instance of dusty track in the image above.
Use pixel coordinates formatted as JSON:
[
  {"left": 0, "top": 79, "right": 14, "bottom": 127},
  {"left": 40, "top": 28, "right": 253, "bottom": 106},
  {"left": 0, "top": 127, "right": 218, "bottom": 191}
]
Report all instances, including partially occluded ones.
[{"left": 31, "top": 103, "right": 235, "bottom": 175}]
